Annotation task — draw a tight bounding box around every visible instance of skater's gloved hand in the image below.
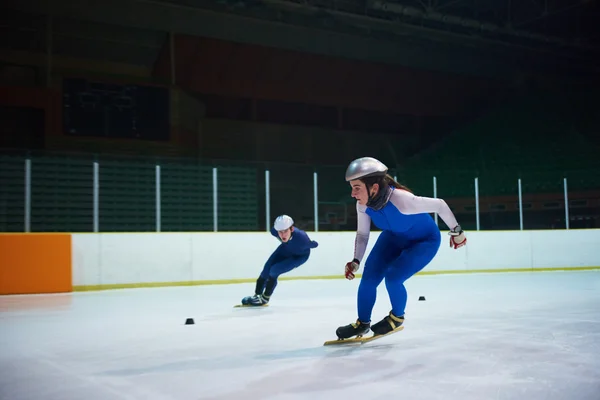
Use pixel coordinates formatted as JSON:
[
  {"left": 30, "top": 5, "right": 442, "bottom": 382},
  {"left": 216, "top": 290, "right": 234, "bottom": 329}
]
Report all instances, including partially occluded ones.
[
  {"left": 449, "top": 225, "right": 466, "bottom": 249},
  {"left": 345, "top": 259, "right": 360, "bottom": 280}
]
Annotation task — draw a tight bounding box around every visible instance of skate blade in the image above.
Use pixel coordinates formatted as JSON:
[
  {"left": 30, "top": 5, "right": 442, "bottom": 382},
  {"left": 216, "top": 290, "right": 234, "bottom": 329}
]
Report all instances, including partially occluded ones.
[
  {"left": 323, "top": 326, "right": 404, "bottom": 346},
  {"left": 233, "top": 304, "right": 269, "bottom": 308}
]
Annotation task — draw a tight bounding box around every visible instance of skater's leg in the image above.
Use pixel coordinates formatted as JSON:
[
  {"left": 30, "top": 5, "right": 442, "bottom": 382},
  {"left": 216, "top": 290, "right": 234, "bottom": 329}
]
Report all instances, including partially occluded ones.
[
  {"left": 356, "top": 231, "right": 404, "bottom": 323},
  {"left": 385, "top": 233, "right": 441, "bottom": 316},
  {"left": 256, "top": 250, "right": 284, "bottom": 294},
  {"left": 336, "top": 232, "right": 405, "bottom": 339},
  {"left": 254, "top": 277, "right": 267, "bottom": 295},
  {"left": 242, "top": 250, "right": 283, "bottom": 305},
  {"left": 371, "top": 232, "right": 441, "bottom": 334},
  {"left": 263, "top": 253, "right": 310, "bottom": 299},
  {"left": 356, "top": 259, "right": 385, "bottom": 324}
]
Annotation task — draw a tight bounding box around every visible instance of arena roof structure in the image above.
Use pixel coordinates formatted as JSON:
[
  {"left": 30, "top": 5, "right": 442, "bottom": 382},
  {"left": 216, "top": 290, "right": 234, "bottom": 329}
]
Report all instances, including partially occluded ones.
[{"left": 2, "top": 0, "right": 598, "bottom": 81}]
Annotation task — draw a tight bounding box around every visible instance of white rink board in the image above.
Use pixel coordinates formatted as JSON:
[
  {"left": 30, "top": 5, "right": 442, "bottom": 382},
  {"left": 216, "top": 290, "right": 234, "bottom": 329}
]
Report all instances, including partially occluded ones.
[{"left": 71, "top": 229, "right": 600, "bottom": 287}]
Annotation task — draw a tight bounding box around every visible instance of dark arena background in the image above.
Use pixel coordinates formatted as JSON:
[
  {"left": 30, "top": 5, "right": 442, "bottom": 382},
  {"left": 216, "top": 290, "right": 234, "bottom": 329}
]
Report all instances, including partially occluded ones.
[{"left": 1, "top": 0, "right": 599, "bottom": 233}]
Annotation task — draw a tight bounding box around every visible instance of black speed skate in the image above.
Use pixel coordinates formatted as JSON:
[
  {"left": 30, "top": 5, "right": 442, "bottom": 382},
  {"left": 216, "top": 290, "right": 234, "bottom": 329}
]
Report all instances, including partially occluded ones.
[
  {"left": 371, "top": 311, "right": 404, "bottom": 335},
  {"left": 336, "top": 319, "right": 371, "bottom": 340},
  {"left": 241, "top": 294, "right": 269, "bottom": 306},
  {"left": 324, "top": 312, "right": 404, "bottom": 346}
]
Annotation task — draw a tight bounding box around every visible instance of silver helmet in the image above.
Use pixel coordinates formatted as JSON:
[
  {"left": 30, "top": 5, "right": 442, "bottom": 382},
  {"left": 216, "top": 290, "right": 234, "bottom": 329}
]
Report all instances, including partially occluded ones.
[
  {"left": 345, "top": 157, "right": 388, "bottom": 181},
  {"left": 274, "top": 215, "right": 294, "bottom": 231}
]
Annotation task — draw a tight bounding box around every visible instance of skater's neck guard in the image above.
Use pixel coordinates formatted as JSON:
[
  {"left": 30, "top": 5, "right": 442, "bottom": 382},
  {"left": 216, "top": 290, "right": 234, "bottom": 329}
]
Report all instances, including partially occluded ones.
[{"left": 367, "top": 185, "right": 392, "bottom": 211}]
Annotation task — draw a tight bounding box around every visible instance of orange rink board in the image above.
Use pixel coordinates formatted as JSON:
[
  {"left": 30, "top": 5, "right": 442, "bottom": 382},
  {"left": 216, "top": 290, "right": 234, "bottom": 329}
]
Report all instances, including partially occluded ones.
[{"left": 0, "top": 234, "right": 72, "bottom": 295}]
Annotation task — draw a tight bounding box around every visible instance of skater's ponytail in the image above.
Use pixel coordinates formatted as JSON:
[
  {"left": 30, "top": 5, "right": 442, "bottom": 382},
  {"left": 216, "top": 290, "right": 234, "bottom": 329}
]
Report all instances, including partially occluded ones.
[
  {"left": 384, "top": 174, "right": 412, "bottom": 193},
  {"left": 362, "top": 174, "right": 412, "bottom": 194}
]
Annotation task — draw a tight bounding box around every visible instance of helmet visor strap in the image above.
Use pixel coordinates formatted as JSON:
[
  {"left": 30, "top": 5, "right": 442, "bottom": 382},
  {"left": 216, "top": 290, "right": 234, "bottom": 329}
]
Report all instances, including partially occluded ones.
[{"left": 366, "top": 183, "right": 374, "bottom": 202}]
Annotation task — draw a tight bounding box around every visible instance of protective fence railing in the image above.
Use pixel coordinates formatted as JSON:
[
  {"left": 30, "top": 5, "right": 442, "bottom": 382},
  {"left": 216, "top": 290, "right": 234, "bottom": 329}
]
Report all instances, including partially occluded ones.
[{"left": 1, "top": 150, "right": 599, "bottom": 232}]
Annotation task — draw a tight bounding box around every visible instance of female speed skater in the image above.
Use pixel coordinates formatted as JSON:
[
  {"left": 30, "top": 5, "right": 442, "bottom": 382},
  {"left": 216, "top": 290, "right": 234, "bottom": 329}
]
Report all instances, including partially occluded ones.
[
  {"left": 335, "top": 157, "right": 467, "bottom": 339},
  {"left": 241, "top": 215, "right": 319, "bottom": 306}
]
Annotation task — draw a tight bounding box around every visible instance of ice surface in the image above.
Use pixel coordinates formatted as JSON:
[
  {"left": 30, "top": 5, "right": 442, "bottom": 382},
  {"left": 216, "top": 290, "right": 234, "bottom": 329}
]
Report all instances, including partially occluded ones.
[{"left": 2, "top": 271, "right": 600, "bottom": 400}]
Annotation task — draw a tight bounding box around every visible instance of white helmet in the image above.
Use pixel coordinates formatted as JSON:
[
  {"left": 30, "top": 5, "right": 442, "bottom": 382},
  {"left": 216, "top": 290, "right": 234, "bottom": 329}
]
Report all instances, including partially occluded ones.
[
  {"left": 345, "top": 157, "right": 388, "bottom": 181},
  {"left": 274, "top": 215, "right": 294, "bottom": 231}
]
